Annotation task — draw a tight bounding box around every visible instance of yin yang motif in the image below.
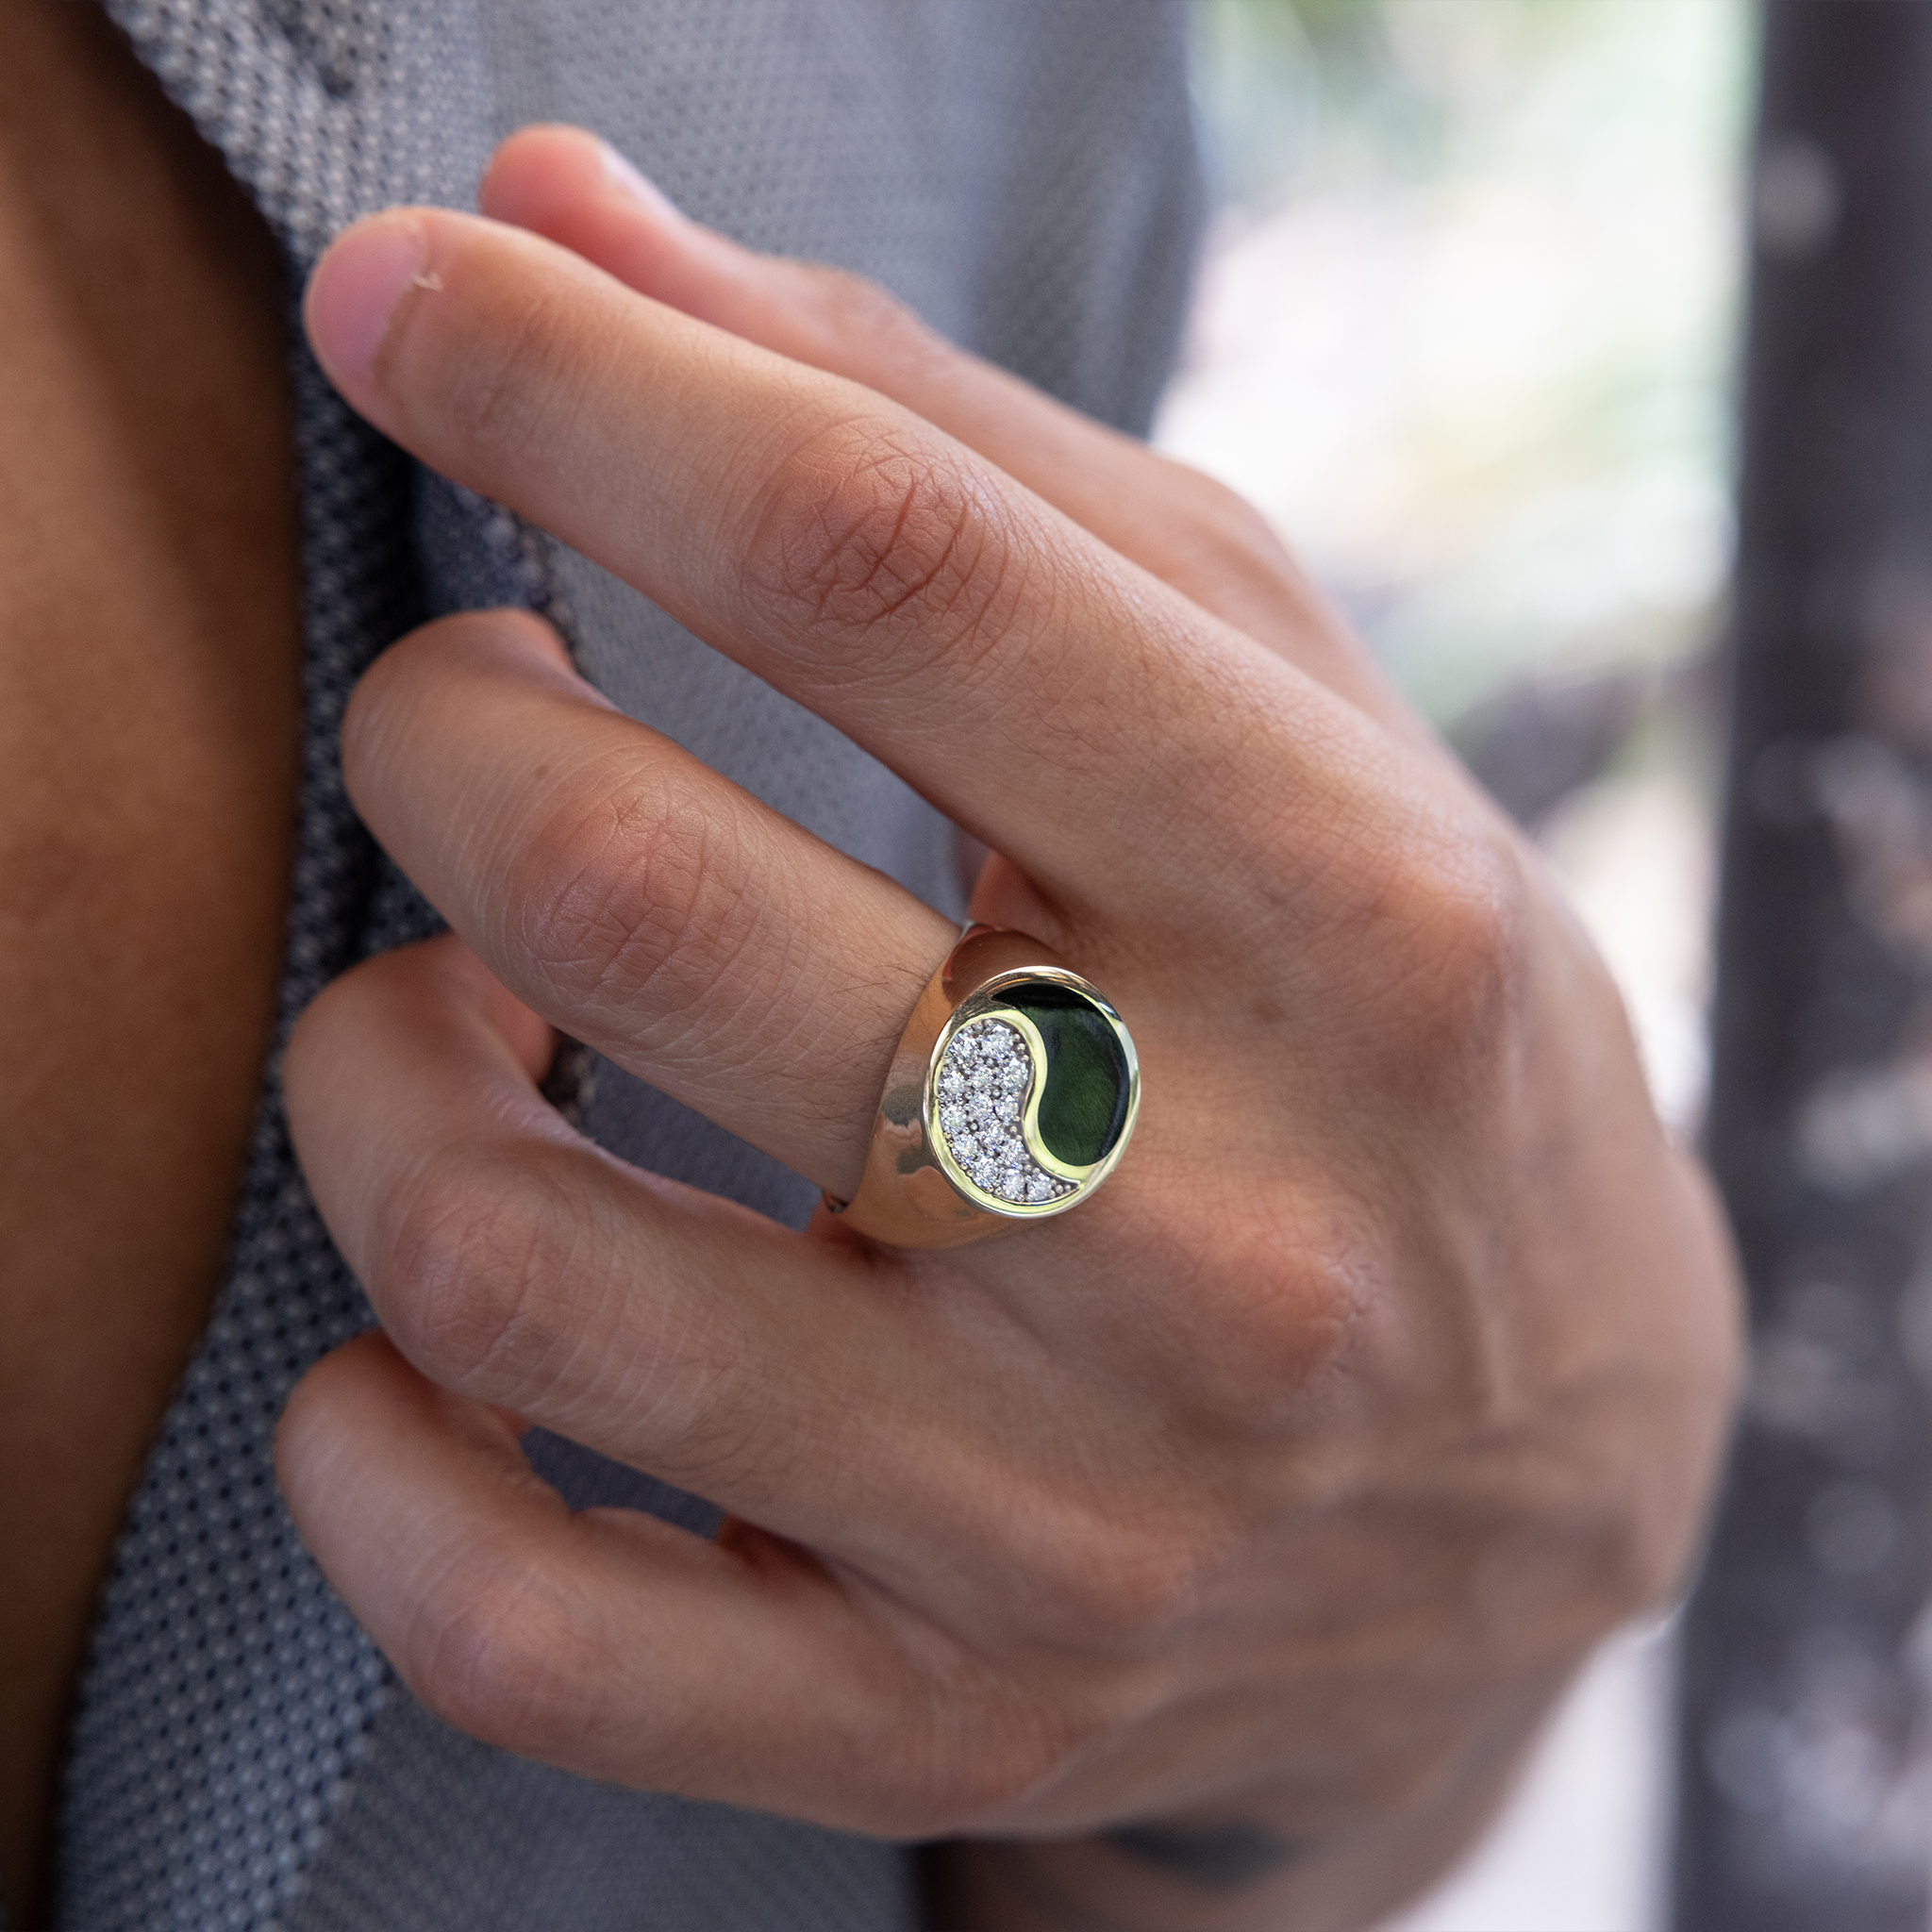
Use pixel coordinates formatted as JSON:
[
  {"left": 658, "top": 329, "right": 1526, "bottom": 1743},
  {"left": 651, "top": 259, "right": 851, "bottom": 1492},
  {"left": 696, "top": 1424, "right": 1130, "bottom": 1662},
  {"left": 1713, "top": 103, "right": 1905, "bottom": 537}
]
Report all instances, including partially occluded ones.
[{"left": 925, "top": 975, "right": 1138, "bottom": 1216}]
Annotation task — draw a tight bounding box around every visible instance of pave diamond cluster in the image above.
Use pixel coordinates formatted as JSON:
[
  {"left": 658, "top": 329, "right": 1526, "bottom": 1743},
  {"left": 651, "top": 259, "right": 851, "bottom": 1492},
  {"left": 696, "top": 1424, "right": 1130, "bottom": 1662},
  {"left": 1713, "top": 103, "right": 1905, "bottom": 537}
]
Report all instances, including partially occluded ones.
[{"left": 933, "top": 1017, "right": 1072, "bottom": 1208}]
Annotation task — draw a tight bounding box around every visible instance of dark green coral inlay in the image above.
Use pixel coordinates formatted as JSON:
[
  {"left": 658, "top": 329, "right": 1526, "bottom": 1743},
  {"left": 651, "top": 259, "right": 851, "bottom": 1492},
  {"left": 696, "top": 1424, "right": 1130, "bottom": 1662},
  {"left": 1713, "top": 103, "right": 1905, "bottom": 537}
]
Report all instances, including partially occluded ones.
[{"left": 1006, "top": 981, "right": 1130, "bottom": 1168}]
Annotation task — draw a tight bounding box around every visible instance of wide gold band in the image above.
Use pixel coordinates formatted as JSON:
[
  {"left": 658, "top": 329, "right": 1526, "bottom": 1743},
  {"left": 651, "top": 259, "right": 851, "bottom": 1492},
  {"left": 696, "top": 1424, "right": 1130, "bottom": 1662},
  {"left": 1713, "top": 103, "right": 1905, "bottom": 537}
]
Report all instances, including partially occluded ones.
[{"left": 824, "top": 924, "right": 1141, "bottom": 1249}]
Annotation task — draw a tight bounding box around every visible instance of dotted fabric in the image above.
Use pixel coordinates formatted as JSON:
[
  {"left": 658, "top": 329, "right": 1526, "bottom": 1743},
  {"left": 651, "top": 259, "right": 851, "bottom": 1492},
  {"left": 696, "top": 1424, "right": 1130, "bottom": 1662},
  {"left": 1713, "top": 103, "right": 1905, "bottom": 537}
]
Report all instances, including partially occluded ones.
[{"left": 55, "top": 4, "right": 1202, "bottom": 1927}]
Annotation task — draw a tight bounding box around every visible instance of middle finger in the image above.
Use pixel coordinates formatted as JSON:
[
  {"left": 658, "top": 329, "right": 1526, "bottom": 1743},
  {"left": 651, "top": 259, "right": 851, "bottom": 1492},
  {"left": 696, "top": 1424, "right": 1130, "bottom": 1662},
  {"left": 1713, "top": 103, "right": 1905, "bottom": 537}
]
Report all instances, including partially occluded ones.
[{"left": 342, "top": 607, "right": 954, "bottom": 1195}]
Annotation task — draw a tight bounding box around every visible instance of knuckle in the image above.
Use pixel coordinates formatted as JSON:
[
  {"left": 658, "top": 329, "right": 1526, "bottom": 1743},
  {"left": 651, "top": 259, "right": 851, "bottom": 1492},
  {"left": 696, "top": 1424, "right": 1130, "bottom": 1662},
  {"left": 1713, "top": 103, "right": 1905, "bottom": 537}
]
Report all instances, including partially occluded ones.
[
  {"left": 402, "top": 1543, "right": 586, "bottom": 1756},
  {"left": 1361, "top": 826, "right": 1532, "bottom": 1070},
  {"left": 1031, "top": 1508, "right": 1233, "bottom": 1650},
  {"left": 370, "top": 1146, "right": 564, "bottom": 1400},
  {"left": 1167, "top": 1214, "right": 1366, "bottom": 1428},
  {"left": 370, "top": 1136, "right": 743, "bottom": 1456},
  {"left": 510, "top": 769, "right": 760, "bottom": 1041},
  {"left": 1090, "top": 1183, "right": 1363, "bottom": 1434},
  {"left": 1076, "top": 1534, "right": 1220, "bottom": 1643},
  {"left": 740, "top": 419, "right": 1017, "bottom": 668}
]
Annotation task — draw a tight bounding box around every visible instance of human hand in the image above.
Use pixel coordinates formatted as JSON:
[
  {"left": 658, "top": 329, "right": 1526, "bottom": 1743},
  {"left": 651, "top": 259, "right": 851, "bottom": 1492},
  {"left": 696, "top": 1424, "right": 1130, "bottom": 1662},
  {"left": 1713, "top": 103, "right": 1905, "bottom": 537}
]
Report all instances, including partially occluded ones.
[{"left": 277, "top": 126, "right": 1741, "bottom": 1931}]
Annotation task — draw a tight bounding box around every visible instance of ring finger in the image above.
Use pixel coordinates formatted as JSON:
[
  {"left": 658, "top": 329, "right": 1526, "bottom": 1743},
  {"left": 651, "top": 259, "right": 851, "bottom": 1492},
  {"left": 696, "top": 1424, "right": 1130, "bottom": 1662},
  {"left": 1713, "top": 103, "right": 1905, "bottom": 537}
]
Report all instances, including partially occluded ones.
[{"left": 287, "top": 932, "right": 962, "bottom": 1555}]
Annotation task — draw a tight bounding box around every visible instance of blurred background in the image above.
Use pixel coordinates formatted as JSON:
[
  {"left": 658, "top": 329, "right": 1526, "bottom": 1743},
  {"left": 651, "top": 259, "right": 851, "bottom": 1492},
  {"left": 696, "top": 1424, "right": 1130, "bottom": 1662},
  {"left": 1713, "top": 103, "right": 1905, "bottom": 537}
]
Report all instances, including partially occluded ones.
[{"left": 1157, "top": 3, "right": 1751, "bottom": 1925}]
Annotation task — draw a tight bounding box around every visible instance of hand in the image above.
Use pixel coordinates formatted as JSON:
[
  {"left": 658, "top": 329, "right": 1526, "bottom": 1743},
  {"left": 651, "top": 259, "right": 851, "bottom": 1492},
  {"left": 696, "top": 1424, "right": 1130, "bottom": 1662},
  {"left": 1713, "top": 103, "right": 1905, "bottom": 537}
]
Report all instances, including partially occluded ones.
[{"left": 278, "top": 126, "right": 1741, "bottom": 1932}]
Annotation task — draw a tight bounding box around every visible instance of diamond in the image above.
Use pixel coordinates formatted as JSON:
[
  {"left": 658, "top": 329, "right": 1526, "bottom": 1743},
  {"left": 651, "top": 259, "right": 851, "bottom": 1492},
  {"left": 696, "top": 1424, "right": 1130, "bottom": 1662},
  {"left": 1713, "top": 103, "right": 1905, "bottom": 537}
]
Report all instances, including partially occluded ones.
[{"left": 933, "top": 1014, "right": 1092, "bottom": 1210}]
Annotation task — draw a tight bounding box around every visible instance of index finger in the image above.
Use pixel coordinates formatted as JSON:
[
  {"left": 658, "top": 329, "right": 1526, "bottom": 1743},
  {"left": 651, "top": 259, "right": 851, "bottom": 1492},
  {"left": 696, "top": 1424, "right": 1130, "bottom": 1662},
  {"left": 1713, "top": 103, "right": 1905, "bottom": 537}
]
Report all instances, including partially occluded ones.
[
  {"left": 477, "top": 124, "right": 1434, "bottom": 755},
  {"left": 303, "top": 209, "right": 1355, "bottom": 911}
]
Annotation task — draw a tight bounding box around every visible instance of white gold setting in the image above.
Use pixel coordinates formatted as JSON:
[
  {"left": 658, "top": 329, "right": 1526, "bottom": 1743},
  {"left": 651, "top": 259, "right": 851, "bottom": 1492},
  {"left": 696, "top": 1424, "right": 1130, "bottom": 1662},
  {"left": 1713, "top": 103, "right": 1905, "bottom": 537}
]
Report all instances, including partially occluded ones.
[{"left": 926, "top": 1010, "right": 1078, "bottom": 1212}]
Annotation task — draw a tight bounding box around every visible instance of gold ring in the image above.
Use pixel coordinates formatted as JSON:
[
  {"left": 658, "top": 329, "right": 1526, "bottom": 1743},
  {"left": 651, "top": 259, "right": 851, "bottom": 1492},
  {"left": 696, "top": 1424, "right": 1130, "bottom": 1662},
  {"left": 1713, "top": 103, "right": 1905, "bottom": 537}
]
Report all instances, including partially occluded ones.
[{"left": 824, "top": 924, "right": 1141, "bottom": 1248}]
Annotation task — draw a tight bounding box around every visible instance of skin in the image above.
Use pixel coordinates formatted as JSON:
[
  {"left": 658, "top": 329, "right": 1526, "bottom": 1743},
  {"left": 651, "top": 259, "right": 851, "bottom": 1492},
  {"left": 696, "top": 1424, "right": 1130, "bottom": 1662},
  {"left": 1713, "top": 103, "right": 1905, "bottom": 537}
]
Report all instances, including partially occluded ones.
[
  {"left": 0, "top": 15, "right": 1740, "bottom": 1924},
  {"left": 270, "top": 127, "right": 1744, "bottom": 1931},
  {"left": 0, "top": 3, "right": 299, "bottom": 1924}
]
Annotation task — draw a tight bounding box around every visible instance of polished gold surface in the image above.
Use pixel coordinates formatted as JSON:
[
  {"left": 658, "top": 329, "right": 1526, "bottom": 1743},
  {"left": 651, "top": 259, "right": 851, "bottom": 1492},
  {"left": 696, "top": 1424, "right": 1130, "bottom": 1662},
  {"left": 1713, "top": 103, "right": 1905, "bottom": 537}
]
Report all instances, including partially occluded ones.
[{"left": 824, "top": 925, "right": 1140, "bottom": 1248}]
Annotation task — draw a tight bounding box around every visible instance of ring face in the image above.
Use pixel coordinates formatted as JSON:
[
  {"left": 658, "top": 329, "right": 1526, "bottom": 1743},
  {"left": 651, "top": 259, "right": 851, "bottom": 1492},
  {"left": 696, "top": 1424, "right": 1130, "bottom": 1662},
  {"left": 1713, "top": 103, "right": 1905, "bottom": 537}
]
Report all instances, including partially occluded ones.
[
  {"left": 925, "top": 970, "right": 1140, "bottom": 1221},
  {"left": 824, "top": 926, "right": 1141, "bottom": 1246}
]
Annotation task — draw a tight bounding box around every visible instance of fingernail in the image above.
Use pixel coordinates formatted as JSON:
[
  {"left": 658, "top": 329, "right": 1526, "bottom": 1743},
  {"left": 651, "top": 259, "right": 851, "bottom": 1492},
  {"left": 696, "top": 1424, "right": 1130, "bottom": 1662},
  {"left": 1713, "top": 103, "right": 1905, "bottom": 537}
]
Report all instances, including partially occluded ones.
[
  {"left": 305, "top": 213, "right": 432, "bottom": 390},
  {"left": 598, "top": 140, "right": 686, "bottom": 224}
]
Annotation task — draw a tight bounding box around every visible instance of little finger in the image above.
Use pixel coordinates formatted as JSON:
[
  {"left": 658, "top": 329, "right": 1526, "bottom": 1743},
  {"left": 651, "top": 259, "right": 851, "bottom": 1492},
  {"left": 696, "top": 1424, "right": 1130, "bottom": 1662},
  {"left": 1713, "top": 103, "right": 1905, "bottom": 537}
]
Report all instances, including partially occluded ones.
[{"left": 276, "top": 1331, "right": 1031, "bottom": 1836}]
